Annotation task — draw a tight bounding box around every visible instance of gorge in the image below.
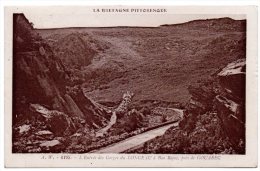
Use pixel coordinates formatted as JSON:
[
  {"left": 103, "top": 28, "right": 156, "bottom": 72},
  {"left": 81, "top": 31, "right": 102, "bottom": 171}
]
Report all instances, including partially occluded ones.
[{"left": 12, "top": 13, "right": 246, "bottom": 154}]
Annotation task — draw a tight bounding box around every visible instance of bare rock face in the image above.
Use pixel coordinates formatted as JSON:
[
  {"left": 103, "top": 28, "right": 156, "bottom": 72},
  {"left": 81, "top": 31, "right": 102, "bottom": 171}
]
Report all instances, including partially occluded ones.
[
  {"left": 13, "top": 14, "right": 108, "bottom": 134},
  {"left": 215, "top": 58, "right": 245, "bottom": 150},
  {"left": 29, "top": 104, "right": 75, "bottom": 136},
  {"left": 215, "top": 95, "right": 245, "bottom": 146},
  {"left": 39, "top": 140, "right": 66, "bottom": 152},
  {"left": 183, "top": 59, "right": 245, "bottom": 149},
  {"left": 49, "top": 33, "right": 97, "bottom": 69},
  {"left": 12, "top": 14, "right": 114, "bottom": 153},
  {"left": 217, "top": 58, "right": 246, "bottom": 99},
  {"left": 187, "top": 84, "right": 216, "bottom": 113},
  {"left": 137, "top": 58, "right": 246, "bottom": 154}
]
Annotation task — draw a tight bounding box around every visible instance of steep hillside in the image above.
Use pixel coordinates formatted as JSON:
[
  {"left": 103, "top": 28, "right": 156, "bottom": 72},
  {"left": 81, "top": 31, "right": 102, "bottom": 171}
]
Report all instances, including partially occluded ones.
[
  {"left": 46, "top": 32, "right": 110, "bottom": 69},
  {"left": 38, "top": 18, "right": 246, "bottom": 104},
  {"left": 12, "top": 14, "right": 110, "bottom": 152},
  {"left": 127, "top": 59, "right": 246, "bottom": 154}
]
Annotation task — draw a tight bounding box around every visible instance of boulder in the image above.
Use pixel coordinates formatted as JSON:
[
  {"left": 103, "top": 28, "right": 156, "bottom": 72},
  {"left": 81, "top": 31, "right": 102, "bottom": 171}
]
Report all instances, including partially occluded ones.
[
  {"left": 215, "top": 93, "right": 245, "bottom": 147},
  {"left": 40, "top": 140, "right": 60, "bottom": 147},
  {"left": 187, "top": 85, "right": 216, "bottom": 114},
  {"left": 30, "top": 104, "right": 74, "bottom": 136},
  {"left": 218, "top": 58, "right": 245, "bottom": 99},
  {"left": 17, "top": 124, "right": 31, "bottom": 134},
  {"left": 35, "top": 130, "right": 53, "bottom": 136},
  {"left": 215, "top": 58, "right": 246, "bottom": 149},
  {"left": 39, "top": 140, "right": 65, "bottom": 152}
]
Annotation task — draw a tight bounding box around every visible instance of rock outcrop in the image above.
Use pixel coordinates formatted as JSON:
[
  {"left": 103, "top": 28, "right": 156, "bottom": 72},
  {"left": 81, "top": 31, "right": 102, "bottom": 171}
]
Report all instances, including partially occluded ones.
[
  {"left": 215, "top": 58, "right": 245, "bottom": 149},
  {"left": 44, "top": 31, "right": 109, "bottom": 70},
  {"left": 13, "top": 14, "right": 109, "bottom": 127},
  {"left": 130, "top": 58, "right": 246, "bottom": 154},
  {"left": 12, "top": 14, "right": 110, "bottom": 152},
  {"left": 182, "top": 59, "right": 245, "bottom": 148},
  {"left": 49, "top": 33, "right": 96, "bottom": 69}
]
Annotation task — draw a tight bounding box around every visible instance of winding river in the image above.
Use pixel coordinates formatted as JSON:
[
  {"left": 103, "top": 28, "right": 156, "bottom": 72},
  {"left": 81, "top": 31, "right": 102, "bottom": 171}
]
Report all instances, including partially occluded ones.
[
  {"left": 92, "top": 108, "right": 183, "bottom": 153},
  {"left": 91, "top": 122, "right": 178, "bottom": 153},
  {"left": 96, "top": 111, "right": 117, "bottom": 137}
]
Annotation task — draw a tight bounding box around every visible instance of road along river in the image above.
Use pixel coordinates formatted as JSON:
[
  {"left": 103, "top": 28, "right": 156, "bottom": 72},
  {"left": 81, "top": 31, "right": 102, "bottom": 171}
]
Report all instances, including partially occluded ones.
[{"left": 91, "top": 122, "right": 179, "bottom": 153}]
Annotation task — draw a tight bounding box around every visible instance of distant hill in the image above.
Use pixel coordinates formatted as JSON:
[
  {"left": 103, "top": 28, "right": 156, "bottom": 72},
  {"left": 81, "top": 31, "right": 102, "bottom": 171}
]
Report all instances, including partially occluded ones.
[
  {"left": 161, "top": 17, "right": 246, "bottom": 31},
  {"left": 37, "top": 17, "right": 246, "bottom": 104}
]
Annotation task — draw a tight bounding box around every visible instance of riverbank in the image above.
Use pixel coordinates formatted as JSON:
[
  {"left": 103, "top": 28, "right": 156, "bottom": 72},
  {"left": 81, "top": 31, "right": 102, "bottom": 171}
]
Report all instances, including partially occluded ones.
[{"left": 91, "top": 122, "right": 179, "bottom": 153}]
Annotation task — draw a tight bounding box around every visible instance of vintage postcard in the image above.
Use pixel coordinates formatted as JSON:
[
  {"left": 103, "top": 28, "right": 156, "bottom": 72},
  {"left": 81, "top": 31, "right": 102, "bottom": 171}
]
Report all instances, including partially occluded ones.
[{"left": 4, "top": 6, "right": 258, "bottom": 167}]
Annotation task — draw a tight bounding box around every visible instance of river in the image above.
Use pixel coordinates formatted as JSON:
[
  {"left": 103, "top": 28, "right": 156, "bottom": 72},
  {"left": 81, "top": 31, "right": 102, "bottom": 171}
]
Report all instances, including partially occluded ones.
[
  {"left": 96, "top": 111, "right": 117, "bottom": 137},
  {"left": 91, "top": 122, "right": 179, "bottom": 153}
]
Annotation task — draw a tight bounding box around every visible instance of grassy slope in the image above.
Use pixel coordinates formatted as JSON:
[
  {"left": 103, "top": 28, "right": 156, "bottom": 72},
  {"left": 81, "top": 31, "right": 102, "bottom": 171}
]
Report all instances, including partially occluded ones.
[{"left": 37, "top": 18, "right": 245, "bottom": 104}]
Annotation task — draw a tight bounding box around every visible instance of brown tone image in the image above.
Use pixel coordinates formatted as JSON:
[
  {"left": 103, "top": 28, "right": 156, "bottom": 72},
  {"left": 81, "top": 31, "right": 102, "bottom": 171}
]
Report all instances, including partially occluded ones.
[{"left": 12, "top": 13, "right": 246, "bottom": 154}]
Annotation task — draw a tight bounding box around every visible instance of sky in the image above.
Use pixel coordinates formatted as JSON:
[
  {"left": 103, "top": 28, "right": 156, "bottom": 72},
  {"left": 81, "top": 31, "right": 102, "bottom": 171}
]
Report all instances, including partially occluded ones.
[{"left": 11, "top": 7, "right": 246, "bottom": 28}]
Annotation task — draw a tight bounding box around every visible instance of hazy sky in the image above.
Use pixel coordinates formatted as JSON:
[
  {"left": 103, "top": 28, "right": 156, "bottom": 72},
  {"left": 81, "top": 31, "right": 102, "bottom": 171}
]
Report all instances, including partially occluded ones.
[{"left": 14, "top": 7, "right": 246, "bottom": 28}]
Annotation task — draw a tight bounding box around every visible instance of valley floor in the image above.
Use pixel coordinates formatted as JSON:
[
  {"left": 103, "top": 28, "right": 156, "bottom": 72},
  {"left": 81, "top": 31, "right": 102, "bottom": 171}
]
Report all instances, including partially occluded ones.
[{"left": 91, "top": 122, "right": 179, "bottom": 153}]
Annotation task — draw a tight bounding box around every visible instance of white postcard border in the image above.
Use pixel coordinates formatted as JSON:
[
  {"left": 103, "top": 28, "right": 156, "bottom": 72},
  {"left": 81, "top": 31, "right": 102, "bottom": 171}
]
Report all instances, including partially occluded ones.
[{"left": 4, "top": 6, "right": 258, "bottom": 167}]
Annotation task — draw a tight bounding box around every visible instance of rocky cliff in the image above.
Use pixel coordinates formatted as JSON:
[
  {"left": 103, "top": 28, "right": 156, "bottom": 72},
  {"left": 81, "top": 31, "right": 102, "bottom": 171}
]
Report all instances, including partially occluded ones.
[
  {"left": 130, "top": 58, "right": 246, "bottom": 154},
  {"left": 215, "top": 58, "right": 245, "bottom": 149},
  {"left": 12, "top": 14, "right": 110, "bottom": 152}
]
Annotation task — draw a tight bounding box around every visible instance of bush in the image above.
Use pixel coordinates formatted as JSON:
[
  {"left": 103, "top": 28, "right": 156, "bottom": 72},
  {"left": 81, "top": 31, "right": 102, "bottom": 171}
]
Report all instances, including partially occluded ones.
[{"left": 141, "top": 106, "right": 151, "bottom": 115}]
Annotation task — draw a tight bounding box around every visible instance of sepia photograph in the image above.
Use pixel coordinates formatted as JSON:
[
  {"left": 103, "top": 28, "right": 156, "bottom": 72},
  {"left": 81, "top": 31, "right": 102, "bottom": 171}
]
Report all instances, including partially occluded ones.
[{"left": 4, "top": 6, "right": 258, "bottom": 167}]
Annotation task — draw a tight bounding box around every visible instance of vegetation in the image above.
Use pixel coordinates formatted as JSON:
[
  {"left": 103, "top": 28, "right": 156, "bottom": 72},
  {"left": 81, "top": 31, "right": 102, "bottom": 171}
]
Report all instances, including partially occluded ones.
[{"left": 13, "top": 14, "right": 246, "bottom": 154}]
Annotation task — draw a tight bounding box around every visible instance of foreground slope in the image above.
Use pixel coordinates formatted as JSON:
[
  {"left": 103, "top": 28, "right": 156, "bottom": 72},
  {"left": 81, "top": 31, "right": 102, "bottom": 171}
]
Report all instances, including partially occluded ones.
[
  {"left": 127, "top": 59, "right": 246, "bottom": 154},
  {"left": 13, "top": 14, "right": 110, "bottom": 152}
]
